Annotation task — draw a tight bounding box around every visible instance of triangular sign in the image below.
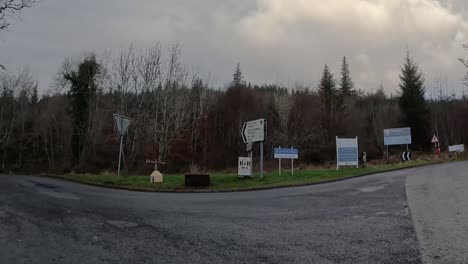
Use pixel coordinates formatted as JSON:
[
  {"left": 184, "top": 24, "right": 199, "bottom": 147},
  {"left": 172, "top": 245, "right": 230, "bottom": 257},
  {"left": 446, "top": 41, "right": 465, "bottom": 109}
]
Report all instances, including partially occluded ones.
[
  {"left": 431, "top": 135, "right": 439, "bottom": 144},
  {"left": 113, "top": 114, "right": 132, "bottom": 136}
]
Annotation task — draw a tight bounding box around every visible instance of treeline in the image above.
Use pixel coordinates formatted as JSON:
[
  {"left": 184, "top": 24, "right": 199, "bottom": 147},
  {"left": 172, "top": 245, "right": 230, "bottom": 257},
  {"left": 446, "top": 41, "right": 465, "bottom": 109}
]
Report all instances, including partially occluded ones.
[{"left": 1, "top": 44, "right": 467, "bottom": 174}]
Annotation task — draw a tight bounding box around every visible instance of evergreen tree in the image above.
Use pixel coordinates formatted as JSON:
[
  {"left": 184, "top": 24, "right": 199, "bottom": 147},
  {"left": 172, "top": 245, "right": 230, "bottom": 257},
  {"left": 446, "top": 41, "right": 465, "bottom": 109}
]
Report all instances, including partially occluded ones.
[
  {"left": 399, "top": 52, "right": 430, "bottom": 149},
  {"left": 64, "top": 55, "right": 100, "bottom": 167},
  {"left": 339, "top": 56, "right": 354, "bottom": 96},
  {"left": 30, "top": 85, "right": 38, "bottom": 105},
  {"left": 232, "top": 62, "right": 245, "bottom": 87},
  {"left": 318, "top": 65, "right": 337, "bottom": 117}
]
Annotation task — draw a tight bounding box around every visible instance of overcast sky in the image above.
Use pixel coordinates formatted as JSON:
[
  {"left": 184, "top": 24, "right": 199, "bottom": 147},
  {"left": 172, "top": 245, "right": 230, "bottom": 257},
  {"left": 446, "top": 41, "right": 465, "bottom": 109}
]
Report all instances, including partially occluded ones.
[{"left": 1, "top": 0, "right": 468, "bottom": 95}]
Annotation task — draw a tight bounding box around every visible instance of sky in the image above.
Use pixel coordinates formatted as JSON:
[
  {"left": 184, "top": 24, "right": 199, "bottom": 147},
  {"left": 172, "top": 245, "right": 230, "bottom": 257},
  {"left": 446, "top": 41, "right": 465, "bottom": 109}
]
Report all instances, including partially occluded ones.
[{"left": 1, "top": 0, "right": 468, "bottom": 95}]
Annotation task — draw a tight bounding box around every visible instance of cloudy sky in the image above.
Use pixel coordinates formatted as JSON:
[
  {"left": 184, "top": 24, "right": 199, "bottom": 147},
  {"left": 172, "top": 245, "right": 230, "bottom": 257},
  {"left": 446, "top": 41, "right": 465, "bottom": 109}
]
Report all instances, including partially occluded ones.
[{"left": 1, "top": 0, "right": 468, "bottom": 95}]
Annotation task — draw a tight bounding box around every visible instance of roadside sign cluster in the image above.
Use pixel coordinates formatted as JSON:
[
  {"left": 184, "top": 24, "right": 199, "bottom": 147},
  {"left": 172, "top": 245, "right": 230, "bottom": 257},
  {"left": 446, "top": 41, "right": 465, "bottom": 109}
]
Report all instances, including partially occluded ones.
[
  {"left": 336, "top": 137, "right": 359, "bottom": 170},
  {"left": 239, "top": 118, "right": 266, "bottom": 178}
]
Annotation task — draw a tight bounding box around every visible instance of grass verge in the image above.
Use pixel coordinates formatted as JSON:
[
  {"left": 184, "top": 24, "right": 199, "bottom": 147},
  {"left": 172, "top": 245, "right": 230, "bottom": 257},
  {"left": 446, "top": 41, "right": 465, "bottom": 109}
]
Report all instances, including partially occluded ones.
[{"left": 52, "top": 160, "right": 448, "bottom": 192}]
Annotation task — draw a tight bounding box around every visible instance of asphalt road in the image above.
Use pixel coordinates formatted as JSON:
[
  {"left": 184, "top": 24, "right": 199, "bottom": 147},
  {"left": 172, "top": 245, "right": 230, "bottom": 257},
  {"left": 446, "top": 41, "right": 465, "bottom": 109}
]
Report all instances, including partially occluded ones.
[
  {"left": 0, "top": 165, "right": 440, "bottom": 264},
  {"left": 407, "top": 162, "right": 468, "bottom": 264}
]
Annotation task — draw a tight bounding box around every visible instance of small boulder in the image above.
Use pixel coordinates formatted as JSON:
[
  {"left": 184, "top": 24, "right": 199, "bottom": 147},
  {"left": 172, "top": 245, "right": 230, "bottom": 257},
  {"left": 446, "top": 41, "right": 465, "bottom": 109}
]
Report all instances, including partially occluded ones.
[{"left": 150, "top": 170, "right": 163, "bottom": 183}]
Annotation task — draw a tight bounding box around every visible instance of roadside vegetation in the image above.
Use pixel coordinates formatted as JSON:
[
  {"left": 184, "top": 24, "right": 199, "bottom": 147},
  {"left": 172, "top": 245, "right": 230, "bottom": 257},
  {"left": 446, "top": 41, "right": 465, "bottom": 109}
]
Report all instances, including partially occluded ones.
[{"left": 57, "top": 160, "right": 446, "bottom": 192}]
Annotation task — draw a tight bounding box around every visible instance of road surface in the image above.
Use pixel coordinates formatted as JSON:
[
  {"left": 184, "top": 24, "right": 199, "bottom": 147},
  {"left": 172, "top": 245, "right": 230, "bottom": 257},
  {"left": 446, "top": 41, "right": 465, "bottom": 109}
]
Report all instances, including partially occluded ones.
[
  {"left": 407, "top": 162, "right": 468, "bottom": 264},
  {"left": 3, "top": 162, "right": 463, "bottom": 263}
]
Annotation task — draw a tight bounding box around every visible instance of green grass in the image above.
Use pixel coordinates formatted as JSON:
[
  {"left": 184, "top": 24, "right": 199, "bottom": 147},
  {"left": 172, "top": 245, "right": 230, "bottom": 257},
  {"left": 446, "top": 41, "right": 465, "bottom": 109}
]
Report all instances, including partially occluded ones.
[{"left": 57, "top": 160, "right": 440, "bottom": 192}]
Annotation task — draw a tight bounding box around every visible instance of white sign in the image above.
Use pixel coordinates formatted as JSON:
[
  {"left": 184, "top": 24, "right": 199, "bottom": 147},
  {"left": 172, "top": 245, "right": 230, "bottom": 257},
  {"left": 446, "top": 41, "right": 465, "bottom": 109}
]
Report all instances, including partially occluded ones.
[
  {"left": 113, "top": 114, "right": 132, "bottom": 136},
  {"left": 431, "top": 135, "right": 439, "bottom": 144},
  {"left": 449, "top": 144, "right": 465, "bottom": 153},
  {"left": 336, "top": 137, "right": 359, "bottom": 169},
  {"left": 246, "top": 142, "right": 253, "bottom": 152},
  {"left": 384, "top": 127, "right": 412, "bottom": 146},
  {"left": 238, "top": 157, "right": 252, "bottom": 176},
  {"left": 241, "top": 119, "right": 265, "bottom": 143}
]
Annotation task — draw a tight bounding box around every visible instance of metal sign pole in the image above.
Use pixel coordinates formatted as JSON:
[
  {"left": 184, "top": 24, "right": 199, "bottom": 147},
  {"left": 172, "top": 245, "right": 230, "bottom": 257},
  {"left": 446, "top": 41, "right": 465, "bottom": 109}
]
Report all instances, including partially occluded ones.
[
  {"left": 279, "top": 158, "right": 281, "bottom": 176},
  {"left": 117, "top": 135, "right": 123, "bottom": 176},
  {"left": 291, "top": 147, "right": 294, "bottom": 175},
  {"left": 260, "top": 142, "right": 264, "bottom": 178}
]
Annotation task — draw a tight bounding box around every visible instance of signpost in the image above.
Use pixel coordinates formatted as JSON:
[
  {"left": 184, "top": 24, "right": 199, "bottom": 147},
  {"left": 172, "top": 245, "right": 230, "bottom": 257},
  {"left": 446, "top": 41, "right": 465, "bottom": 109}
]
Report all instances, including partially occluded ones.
[
  {"left": 238, "top": 157, "right": 252, "bottom": 177},
  {"left": 241, "top": 118, "right": 266, "bottom": 178},
  {"left": 336, "top": 137, "right": 359, "bottom": 170},
  {"left": 274, "top": 147, "right": 299, "bottom": 175},
  {"left": 431, "top": 135, "right": 440, "bottom": 157},
  {"left": 449, "top": 144, "right": 465, "bottom": 153},
  {"left": 384, "top": 127, "right": 412, "bottom": 158},
  {"left": 113, "top": 114, "right": 132, "bottom": 176}
]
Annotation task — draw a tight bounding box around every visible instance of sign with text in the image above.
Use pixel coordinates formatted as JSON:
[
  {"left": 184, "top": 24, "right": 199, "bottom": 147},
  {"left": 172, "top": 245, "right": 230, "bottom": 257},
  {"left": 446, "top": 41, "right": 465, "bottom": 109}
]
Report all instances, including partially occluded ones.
[
  {"left": 384, "top": 127, "right": 412, "bottom": 146},
  {"left": 274, "top": 148, "right": 299, "bottom": 159},
  {"left": 241, "top": 119, "right": 265, "bottom": 143},
  {"left": 336, "top": 137, "right": 359, "bottom": 168},
  {"left": 238, "top": 157, "right": 252, "bottom": 176},
  {"left": 449, "top": 144, "right": 465, "bottom": 153}
]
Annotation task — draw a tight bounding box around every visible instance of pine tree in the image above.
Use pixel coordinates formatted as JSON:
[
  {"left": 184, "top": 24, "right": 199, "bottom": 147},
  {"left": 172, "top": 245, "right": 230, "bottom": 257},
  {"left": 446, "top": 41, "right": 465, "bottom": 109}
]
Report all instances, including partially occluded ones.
[
  {"left": 339, "top": 56, "right": 354, "bottom": 96},
  {"left": 30, "top": 85, "right": 38, "bottom": 104},
  {"left": 318, "top": 65, "right": 337, "bottom": 117},
  {"left": 399, "top": 52, "right": 430, "bottom": 149},
  {"left": 318, "top": 65, "right": 338, "bottom": 156},
  {"left": 232, "top": 62, "right": 244, "bottom": 87}
]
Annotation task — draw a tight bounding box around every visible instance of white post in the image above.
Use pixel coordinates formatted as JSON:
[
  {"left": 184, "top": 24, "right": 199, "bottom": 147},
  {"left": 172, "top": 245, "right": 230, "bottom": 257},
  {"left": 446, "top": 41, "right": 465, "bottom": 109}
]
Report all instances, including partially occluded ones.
[
  {"left": 291, "top": 147, "right": 294, "bottom": 175},
  {"left": 260, "top": 142, "right": 264, "bottom": 178},
  {"left": 278, "top": 146, "right": 281, "bottom": 176},
  {"left": 356, "top": 136, "right": 359, "bottom": 169},
  {"left": 117, "top": 135, "right": 123, "bottom": 176},
  {"left": 336, "top": 137, "right": 339, "bottom": 171},
  {"left": 279, "top": 158, "right": 281, "bottom": 176}
]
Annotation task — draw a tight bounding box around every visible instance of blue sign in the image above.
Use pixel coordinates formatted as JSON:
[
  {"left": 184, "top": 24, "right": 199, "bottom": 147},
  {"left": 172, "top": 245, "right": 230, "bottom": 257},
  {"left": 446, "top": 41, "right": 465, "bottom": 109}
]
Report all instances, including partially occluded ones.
[
  {"left": 338, "top": 148, "right": 358, "bottom": 163},
  {"left": 274, "top": 148, "right": 299, "bottom": 159},
  {"left": 384, "top": 127, "right": 412, "bottom": 146}
]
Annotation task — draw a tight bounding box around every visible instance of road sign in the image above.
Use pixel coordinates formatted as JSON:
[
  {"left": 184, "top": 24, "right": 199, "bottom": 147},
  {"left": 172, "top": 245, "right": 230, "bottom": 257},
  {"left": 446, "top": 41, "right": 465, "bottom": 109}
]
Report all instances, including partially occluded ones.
[
  {"left": 274, "top": 148, "right": 299, "bottom": 159},
  {"left": 113, "top": 114, "right": 132, "bottom": 136},
  {"left": 431, "top": 135, "right": 439, "bottom": 144},
  {"left": 113, "top": 114, "right": 133, "bottom": 176},
  {"left": 401, "top": 152, "right": 412, "bottom": 162},
  {"left": 336, "top": 137, "right": 359, "bottom": 169},
  {"left": 241, "top": 119, "right": 265, "bottom": 143},
  {"left": 384, "top": 127, "right": 411, "bottom": 146},
  {"left": 238, "top": 157, "right": 252, "bottom": 177},
  {"left": 449, "top": 144, "right": 465, "bottom": 153},
  {"left": 246, "top": 142, "right": 253, "bottom": 152}
]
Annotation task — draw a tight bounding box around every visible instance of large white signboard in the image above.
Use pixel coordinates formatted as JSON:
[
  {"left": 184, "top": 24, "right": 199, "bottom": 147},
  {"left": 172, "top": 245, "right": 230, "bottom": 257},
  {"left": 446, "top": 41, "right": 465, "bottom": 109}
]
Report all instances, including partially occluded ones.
[
  {"left": 336, "top": 137, "right": 359, "bottom": 169},
  {"left": 449, "top": 144, "right": 465, "bottom": 153},
  {"left": 238, "top": 157, "right": 252, "bottom": 176},
  {"left": 241, "top": 119, "right": 265, "bottom": 143},
  {"left": 384, "top": 127, "right": 412, "bottom": 146}
]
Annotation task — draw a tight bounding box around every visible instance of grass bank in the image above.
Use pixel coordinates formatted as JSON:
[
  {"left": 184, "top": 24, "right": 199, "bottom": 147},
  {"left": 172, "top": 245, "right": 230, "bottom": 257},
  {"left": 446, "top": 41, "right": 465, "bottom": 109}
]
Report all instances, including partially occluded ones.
[{"left": 54, "top": 160, "right": 444, "bottom": 192}]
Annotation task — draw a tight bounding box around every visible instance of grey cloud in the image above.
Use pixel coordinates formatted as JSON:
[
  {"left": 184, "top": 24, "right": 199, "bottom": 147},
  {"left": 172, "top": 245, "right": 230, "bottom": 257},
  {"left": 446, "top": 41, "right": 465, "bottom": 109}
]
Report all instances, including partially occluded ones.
[{"left": 0, "top": 0, "right": 467, "bottom": 94}]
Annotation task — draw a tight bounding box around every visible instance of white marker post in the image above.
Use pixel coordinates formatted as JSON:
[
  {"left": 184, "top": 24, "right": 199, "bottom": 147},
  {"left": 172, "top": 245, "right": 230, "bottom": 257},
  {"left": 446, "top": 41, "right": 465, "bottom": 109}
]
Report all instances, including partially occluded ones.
[{"left": 113, "top": 114, "right": 132, "bottom": 176}]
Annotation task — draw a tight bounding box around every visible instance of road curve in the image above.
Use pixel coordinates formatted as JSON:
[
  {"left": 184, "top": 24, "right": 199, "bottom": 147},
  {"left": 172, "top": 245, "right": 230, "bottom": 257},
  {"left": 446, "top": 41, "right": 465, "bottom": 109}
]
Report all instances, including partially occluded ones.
[{"left": 0, "top": 166, "right": 425, "bottom": 263}]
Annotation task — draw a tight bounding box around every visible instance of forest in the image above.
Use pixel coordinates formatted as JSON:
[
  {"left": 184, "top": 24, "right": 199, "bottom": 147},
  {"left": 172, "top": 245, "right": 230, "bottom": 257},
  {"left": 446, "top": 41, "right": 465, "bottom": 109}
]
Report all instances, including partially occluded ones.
[{"left": 1, "top": 44, "right": 467, "bottom": 174}]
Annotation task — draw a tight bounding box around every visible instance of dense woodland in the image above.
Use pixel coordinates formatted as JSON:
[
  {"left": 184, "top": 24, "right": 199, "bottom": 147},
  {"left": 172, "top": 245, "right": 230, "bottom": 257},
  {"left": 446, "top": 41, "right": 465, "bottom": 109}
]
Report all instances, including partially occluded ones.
[{"left": 1, "top": 44, "right": 468, "bottom": 174}]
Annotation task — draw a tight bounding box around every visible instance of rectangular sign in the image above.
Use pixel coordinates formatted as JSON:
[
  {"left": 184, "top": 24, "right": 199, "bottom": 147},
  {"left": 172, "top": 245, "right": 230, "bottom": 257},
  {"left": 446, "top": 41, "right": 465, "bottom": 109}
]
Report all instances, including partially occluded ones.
[
  {"left": 449, "top": 144, "right": 465, "bottom": 153},
  {"left": 238, "top": 157, "right": 252, "bottom": 176},
  {"left": 384, "top": 127, "right": 412, "bottom": 146},
  {"left": 241, "top": 119, "right": 265, "bottom": 143},
  {"left": 274, "top": 148, "right": 299, "bottom": 159},
  {"left": 336, "top": 137, "right": 358, "bottom": 167}
]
